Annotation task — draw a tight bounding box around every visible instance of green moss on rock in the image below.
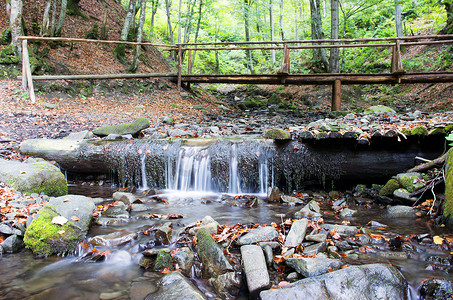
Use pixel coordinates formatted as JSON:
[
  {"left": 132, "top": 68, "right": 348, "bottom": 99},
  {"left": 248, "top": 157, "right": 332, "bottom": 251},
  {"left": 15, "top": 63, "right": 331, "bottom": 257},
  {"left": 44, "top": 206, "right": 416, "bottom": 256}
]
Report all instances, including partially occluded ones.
[
  {"left": 411, "top": 126, "right": 429, "bottom": 136},
  {"left": 154, "top": 250, "right": 173, "bottom": 271},
  {"left": 23, "top": 206, "right": 83, "bottom": 256},
  {"left": 263, "top": 128, "right": 291, "bottom": 140},
  {"left": 93, "top": 117, "right": 150, "bottom": 137},
  {"left": 428, "top": 128, "right": 445, "bottom": 135},
  {"left": 380, "top": 179, "right": 400, "bottom": 196}
]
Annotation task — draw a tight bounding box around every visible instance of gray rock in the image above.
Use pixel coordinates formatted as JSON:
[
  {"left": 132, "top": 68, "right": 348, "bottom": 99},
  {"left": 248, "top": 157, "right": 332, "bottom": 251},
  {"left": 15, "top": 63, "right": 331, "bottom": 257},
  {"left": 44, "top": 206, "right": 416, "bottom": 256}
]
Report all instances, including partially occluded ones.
[
  {"left": 90, "top": 230, "right": 137, "bottom": 247},
  {"left": 189, "top": 216, "right": 219, "bottom": 235},
  {"left": 100, "top": 292, "right": 123, "bottom": 300},
  {"left": 285, "top": 257, "right": 342, "bottom": 277},
  {"left": 93, "top": 117, "right": 150, "bottom": 137},
  {"left": 369, "top": 220, "right": 388, "bottom": 228},
  {"left": 113, "top": 191, "right": 138, "bottom": 205},
  {"left": 296, "top": 200, "right": 322, "bottom": 218},
  {"left": 104, "top": 134, "right": 123, "bottom": 140},
  {"left": 142, "top": 247, "right": 172, "bottom": 257},
  {"left": 267, "top": 187, "right": 280, "bottom": 202},
  {"left": 364, "top": 105, "right": 396, "bottom": 115},
  {"left": 210, "top": 272, "right": 242, "bottom": 299},
  {"left": 340, "top": 208, "right": 357, "bottom": 217},
  {"left": 1, "top": 235, "right": 24, "bottom": 253},
  {"left": 47, "top": 195, "right": 96, "bottom": 232},
  {"left": 241, "top": 245, "right": 270, "bottom": 296},
  {"left": 378, "top": 251, "right": 408, "bottom": 260},
  {"left": 173, "top": 247, "right": 194, "bottom": 276},
  {"left": 284, "top": 219, "right": 308, "bottom": 248},
  {"left": 167, "top": 129, "right": 192, "bottom": 138},
  {"left": 94, "top": 217, "right": 129, "bottom": 226},
  {"left": 130, "top": 280, "right": 158, "bottom": 300},
  {"left": 155, "top": 224, "right": 172, "bottom": 245},
  {"left": 0, "top": 158, "right": 67, "bottom": 196},
  {"left": 131, "top": 204, "right": 148, "bottom": 212},
  {"left": 64, "top": 130, "right": 91, "bottom": 140},
  {"left": 393, "top": 188, "right": 417, "bottom": 201},
  {"left": 261, "top": 264, "right": 407, "bottom": 300},
  {"left": 302, "top": 242, "right": 327, "bottom": 256},
  {"left": 0, "top": 223, "right": 14, "bottom": 235},
  {"left": 237, "top": 226, "right": 279, "bottom": 245},
  {"left": 262, "top": 245, "right": 274, "bottom": 266},
  {"left": 281, "top": 195, "right": 304, "bottom": 205},
  {"left": 196, "top": 229, "right": 233, "bottom": 278},
  {"left": 321, "top": 224, "right": 358, "bottom": 235},
  {"left": 146, "top": 271, "right": 207, "bottom": 300},
  {"left": 305, "top": 233, "right": 327, "bottom": 243},
  {"left": 387, "top": 205, "right": 417, "bottom": 218},
  {"left": 420, "top": 278, "right": 453, "bottom": 300},
  {"left": 103, "top": 202, "right": 129, "bottom": 219}
]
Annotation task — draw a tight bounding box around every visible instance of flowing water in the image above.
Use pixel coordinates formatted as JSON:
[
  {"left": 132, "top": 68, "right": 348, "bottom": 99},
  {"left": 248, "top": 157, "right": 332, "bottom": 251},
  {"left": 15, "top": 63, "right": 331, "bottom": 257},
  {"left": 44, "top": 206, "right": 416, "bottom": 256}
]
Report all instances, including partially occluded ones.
[{"left": 1, "top": 139, "right": 452, "bottom": 299}]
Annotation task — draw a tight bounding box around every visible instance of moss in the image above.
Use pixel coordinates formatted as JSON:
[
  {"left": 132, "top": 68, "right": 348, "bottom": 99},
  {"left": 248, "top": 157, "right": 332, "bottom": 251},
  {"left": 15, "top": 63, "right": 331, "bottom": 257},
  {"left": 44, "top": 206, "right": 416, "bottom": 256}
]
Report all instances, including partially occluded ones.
[
  {"left": 93, "top": 117, "right": 150, "bottom": 137},
  {"left": 0, "top": 45, "right": 20, "bottom": 64},
  {"left": 154, "top": 250, "right": 173, "bottom": 271},
  {"left": 237, "top": 103, "right": 246, "bottom": 110},
  {"left": 398, "top": 175, "right": 418, "bottom": 193},
  {"left": 268, "top": 93, "right": 280, "bottom": 104},
  {"left": 401, "top": 128, "right": 412, "bottom": 136},
  {"left": 428, "top": 128, "right": 445, "bottom": 135},
  {"left": 444, "top": 149, "right": 453, "bottom": 219},
  {"left": 411, "top": 126, "right": 429, "bottom": 136},
  {"left": 67, "top": 0, "right": 89, "bottom": 20},
  {"left": 113, "top": 44, "right": 127, "bottom": 64},
  {"left": 23, "top": 206, "right": 83, "bottom": 256},
  {"left": 445, "top": 124, "right": 453, "bottom": 133},
  {"left": 263, "top": 128, "right": 291, "bottom": 140},
  {"left": 84, "top": 24, "right": 99, "bottom": 40},
  {"left": 379, "top": 178, "right": 400, "bottom": 196}
]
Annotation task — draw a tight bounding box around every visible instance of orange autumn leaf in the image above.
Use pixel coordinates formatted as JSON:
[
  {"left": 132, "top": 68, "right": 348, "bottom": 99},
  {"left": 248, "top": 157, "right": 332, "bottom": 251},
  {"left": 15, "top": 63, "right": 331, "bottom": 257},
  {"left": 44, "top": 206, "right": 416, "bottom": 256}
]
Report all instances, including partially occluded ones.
[
  {"left": 278, "top": 281, "right": 290, "bottom": 288},
  {"left": 341, "top": 265, "right": 349, "bottom": 269},
  {"left": 433, "top": 236, "right": 444, "bottom": 245},
  {"left": 71, "top": 216, "right": 80, "bottom": 221},
  {"left": 161, "top": 268, "right": 172, "bottom": 274}
]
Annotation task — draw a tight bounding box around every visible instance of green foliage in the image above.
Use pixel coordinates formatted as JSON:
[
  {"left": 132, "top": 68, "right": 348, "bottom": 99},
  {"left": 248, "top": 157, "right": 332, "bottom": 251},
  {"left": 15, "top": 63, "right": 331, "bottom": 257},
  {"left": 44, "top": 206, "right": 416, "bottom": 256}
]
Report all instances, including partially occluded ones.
[
  {"left": 84, "top": 24, "right": 99, "bottom": 40},
  {"left": 446, "top": 132, "right": 453, "bottom": 146},
  {"left": 0, "top": 28, "right": 11, "bottom": 45}
]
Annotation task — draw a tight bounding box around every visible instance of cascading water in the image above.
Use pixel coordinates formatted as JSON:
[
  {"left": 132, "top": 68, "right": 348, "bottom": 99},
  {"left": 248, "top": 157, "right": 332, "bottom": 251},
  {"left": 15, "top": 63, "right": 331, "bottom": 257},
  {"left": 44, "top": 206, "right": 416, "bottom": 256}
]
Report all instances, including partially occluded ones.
[{"left": 228, "top": 144, "right": 242, "bottom": 194}]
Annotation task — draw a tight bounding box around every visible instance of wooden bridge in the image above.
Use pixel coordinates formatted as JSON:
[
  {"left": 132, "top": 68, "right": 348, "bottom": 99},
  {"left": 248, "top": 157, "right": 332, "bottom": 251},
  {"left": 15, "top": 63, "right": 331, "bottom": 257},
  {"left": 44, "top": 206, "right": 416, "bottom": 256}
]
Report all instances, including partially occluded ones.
[{"left": 18, "top": 34, "right": 453, "bottom": 111}]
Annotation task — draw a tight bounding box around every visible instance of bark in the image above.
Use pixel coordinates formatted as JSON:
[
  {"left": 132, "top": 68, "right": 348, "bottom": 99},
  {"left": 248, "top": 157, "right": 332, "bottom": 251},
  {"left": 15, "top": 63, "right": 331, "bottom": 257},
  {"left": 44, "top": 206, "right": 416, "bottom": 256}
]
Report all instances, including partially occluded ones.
[
  {"left": 190, "top": 0, "right": 204, "bottom": 69},
  {"left": 244, "top": 0, "right": 254, "bottom": 73},
  {"left": 183, "top": 0, "right": 196, "bottom": 44},
  {"left": 41, "top": 0, "right": 52, "bottom": 36},
  {"left": 9, "top": 0, "right": 23, "bottom": 55},
  {"left": 294, "top": 0, "right": 299, "bottom": 41},
  {"left": 165, "top": 0, "right": 174, "bottom": 44},
  {"left": 150, "top": 0, "right": 159, "bottom": 35},
  {"left": 269, "top": 0, "right": 275, "bottom": 63},
  {"left": 120, "top": 0, "right": 137, "bottom": 41},
  {"left": 441, "top": 1, "right": 453, "bottom": 33},
  {"left": 50, "top": 0, "right": 58, "bottom": 36},
  {"left": 55, "top": 0, "right": 67, "bottom": 36},
  {"left": 309, "top": 0, "right": 329, "bottom": 72},
  {"left": 178, "top": 0, "right": 182, "bottom": 44},
  {"left": 130, "top": 0, "right": 146, "bottom": 72},
  {"left": 279, "top": 0, "right": 285, "bottom": 40},
  {"left": 395, "top": 1, "right": 403, "bottom": 37},
  {"left": 329, "top": 0, "right": 339, "bottom": 73}
]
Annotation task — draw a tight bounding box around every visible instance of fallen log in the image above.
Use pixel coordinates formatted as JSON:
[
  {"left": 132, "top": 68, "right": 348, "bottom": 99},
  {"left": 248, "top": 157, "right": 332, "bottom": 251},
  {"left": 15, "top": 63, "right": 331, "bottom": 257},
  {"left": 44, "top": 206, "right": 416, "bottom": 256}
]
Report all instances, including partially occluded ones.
[{"left": 407, "top": 152, "right": 447, "bottom": 173}]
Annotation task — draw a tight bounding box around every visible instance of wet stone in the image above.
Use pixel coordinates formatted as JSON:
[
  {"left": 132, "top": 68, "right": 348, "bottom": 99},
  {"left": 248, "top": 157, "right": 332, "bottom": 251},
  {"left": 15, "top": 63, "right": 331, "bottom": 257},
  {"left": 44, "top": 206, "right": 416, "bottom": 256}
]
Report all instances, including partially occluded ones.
[
  {"left": 131, "top": 204, "right": 148, "bottom": 212},
  {"left": 420, "top": 278, "right": 453, "bottom": 300},
  {"left": 237, "top": 226, "right": 279, "bottom": 245},
  {"left": 284, "top": 219, "right": 308, "bottom": 248},
  {"left": 305, "top": 233, "right": 327, "bottom": 243},
  {"left": 90, "top": 230, "right": 138, "bottom": 247},
  {"left": 321, "top": 224, "right": 357, "bottom": 235},
  {"left": 95, "top": 217, "right": 129, "bottom": 226},
  {"left": 241, "top": 245, "right": 270, "bottom": 296},
  {"left": 147, "top": 271, "right": 207, "bottom": 300},
  {"left": 387, "top": 205, "right": 417, "bottom": 218},
  {"left": 130, "top": 280, "right": 158, "bottom": 300},
  {"left": 302, "top": 242, "right": 327, "bottom": 256},
  {"left": 210, "top": 272, "right": 242, "bottom": 299},
  {"left": 285, "top": 257, "right": 343, "bottom": 277},
  {"left": 378, "top": 251, "right": 408, "bottom": 260},
  {"left": 155, "top": 224, "right": 172, "bottom": 245},
  {"left": 1, "top": 235, "right": 24, "bottom": 253},
  {"left": 173, "top": 247, "right": 194, "bottom": 276},
  {"left": 102, "top": 203, "right": 129, "bottom": 218}
]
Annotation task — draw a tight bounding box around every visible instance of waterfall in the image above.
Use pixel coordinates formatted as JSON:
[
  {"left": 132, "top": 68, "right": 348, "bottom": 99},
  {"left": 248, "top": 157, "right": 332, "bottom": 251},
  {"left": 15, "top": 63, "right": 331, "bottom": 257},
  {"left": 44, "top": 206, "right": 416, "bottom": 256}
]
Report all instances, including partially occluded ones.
[
  {"left": 140, "top": 153, "right": 148, "bottom": 190},
  {"left": 228, "top": 144, "right": 242, "bottom": 194}
]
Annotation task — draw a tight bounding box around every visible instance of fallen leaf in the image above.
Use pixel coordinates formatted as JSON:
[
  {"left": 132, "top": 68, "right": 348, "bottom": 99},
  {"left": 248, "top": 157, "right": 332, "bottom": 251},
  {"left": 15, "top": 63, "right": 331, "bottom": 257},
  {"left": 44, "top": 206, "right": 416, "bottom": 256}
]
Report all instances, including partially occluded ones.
[
  {"left": 161, "top": 268, "right": 172, "bottom": 274},
  {"left": 278, "top": 281, "right": 290, "bottom": 288},
  {"left": 71, "top": 216, "right": 80, "bottom": 221},
  {"left": 51, "top": 216, "right": 68, "bottom": 225},
  {"left": 63, "top": 199, "right": 69, "bottom": 202},
  {"left": 57, "top": 230, "right": 65, "bottom": 235},
  {"left": 433, "top": 236, "right": 444, "bottom": 245}
]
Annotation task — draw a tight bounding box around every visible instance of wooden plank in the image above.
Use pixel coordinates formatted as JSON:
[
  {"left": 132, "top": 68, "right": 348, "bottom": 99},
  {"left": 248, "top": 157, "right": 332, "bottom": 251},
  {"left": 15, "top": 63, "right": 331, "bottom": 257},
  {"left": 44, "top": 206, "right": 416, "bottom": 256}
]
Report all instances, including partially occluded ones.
[
  {"left": 187, "top": 49, "right": 192, "bottom": 75},
  {"left": 332, "top": 79, "right": 341, "bottom": 111},
  {"left": 278, "top": 44, "right": 290, "bottom": 75},
  {"left": 22, "top": 40, "right": 36, "bottom": 103},
  {"left": 32, "top": 72, "right": 178, "bottom": 81}
]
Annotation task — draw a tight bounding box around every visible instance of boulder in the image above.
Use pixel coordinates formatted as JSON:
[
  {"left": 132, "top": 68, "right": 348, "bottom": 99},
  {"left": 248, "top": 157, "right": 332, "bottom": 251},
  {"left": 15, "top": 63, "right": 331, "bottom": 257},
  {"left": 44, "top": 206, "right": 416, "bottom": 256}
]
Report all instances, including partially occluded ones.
[
  {"left": 321, "top": 224, "right": 357, "bottom": 235},
  {"left": 380, "top": 179, "right": 401, "bottom": 196},
  {"left": 284, "top": 219, "right": 308, "bottom": 248},
  {"left": 145, "top": 271, "right": 207, "bottom": 300},
  {"left": 173, "top": 247, "right": 194, "bottom": 276},
  {"left": 113, "top": 192, "right": 138, "bottom": 205},
  {"left": 260, "top": 264, "right": 407, "bottom": 300},
  {"left": 93, "top": 117, "right": 150, "bottom": 137},
  {"left": 154, "top": 250, "right": 173, "bottom": 271},
  {"left": 130, "top": 280, "right": 158, "bottom": 300},
  {"left": 396, "top": 172, "right": 424, "bottom": 193},
  {"left": 302, "top": 242, "right": 327, "bottom": 256},
  {"left": 0, "top": 158, "right": 67, "bottom": 196},
  {"left": 1, "top": 235, "right": 25, "bottom": 253},
  {"left": 263, "top": 128, "right": 291, "bottom": 140},
  {"left": 23, "top": 195, "right": 95, "bottom": 256},
  {"left": 420, "top": 278, "right": 453, "bottom": 300},
  {"left": 241, "top": 245, "right": 270, "bottom": 296},
  {"left": 196, "top": 229, "right": 233, "bottom": 278},
  {"left": 285, "top": 257, "right": 342, "bottom": 277},
  {"left": 189, "top": 216, "right": 219, "bottom": 235},
  {"left": 281, "top": 195, "right": 304, "bottom": 205},
  {"left": 210, "top": 272, "right": 242, "bottom": 299},
  {"left": 237, "top": 226, "right": 279, "bottom": 246}
]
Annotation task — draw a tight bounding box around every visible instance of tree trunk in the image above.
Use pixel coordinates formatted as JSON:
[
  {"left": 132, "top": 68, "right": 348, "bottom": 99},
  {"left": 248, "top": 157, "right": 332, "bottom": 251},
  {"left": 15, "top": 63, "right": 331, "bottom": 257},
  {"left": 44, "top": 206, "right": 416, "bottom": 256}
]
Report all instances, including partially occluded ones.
[
  {"left": 41, "top": 0, "right": 52, "bottom": 36},
  {"left": 9, "top": 0, "right": 23, "bottom": 55},
  {"left": 178, "top": 0, "right": 182, "bottom": 44},
  {"left": 183, "top": 0, "right": 196, "bottom": 44},
  {"left": 190, "top": 0, "right": 203, "bottom": 69},
  {"left": 244, "top": 0, "right": 254, "bottom": 73},
  {"left": 55, "top": 0, "right": 67, "bottom": 36},
  {"left": 329, "top": 0, "right": 339, "bottom": 73},
  {"left": 120, "top": 0, "right": 136, "bottom": 41},
  {"left": 130, "top": 0, "right": 146, "bottom": 72},
  {"left": 309, "top": 0, "right": 329, "bottom": 72},
  {"left": 279, "top": 0, "right": 285, "bottom": 40},
  {"left": 50, "top": 0, "right": 58, "bottom": 36},
  {"left": 395, "top": 1, "right": 403, "bottom": 37},
  {"left": 150, "top": 0, "right": 159, "bottom": 36},
  {"left": 165, "top": 0, "right": 174, "bottom": 44},
  {"left": 294, "top": 0, "right": 299, "bottom": 41},
  {"left": 269, "top": 0, "right": 275, "bottom": 63},
  {"left": 441, "top": 1, "right": 453, "bottom": 34}
]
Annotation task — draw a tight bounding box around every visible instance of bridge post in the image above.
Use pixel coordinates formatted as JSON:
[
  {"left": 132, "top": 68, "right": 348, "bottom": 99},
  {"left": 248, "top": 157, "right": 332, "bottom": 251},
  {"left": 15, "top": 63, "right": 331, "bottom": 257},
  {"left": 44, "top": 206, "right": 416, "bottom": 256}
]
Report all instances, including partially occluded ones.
[{"left": 332, "top": 79, "right": 341, "bottom": 111}]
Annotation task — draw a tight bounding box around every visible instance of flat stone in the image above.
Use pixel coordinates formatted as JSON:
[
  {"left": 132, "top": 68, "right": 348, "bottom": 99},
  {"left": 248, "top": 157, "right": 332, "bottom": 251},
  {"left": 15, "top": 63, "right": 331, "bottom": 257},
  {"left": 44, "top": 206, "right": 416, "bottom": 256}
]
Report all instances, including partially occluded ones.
[
  {"left": 285, "top": 257, "right": 342, "bottom": 277},
  {"left": 281, "top": 195, "right": 304, "bottom": 205},
  {"left": 302, "top": 242, "right": 326, "bottom": 256},
  {"left": 237, "top": 226, "right": 279, "bottom": 245},
  {"left": 241, "top": 245, "right": 270, "bottom": 296},
  {"left": 130, "top": 280, "right": 158, "bottom": 300},
  {"left": 90, "top": 230, "right": 137, "bottom": 247},
  {"left": 147, "top": 271, "right": 207, "bottom": 300},
  {"left": 387, "top": 205, "right": 417, "bottom": 218},
  {"left": 93, "top": 117, "right": 150, "bottom": 137},
  {"left": 284, "top": 219, "right": 308, "bottom": 248},
  {"left": 112, "top": 191, "right": 138, "bottom": 205},
  {"left": 1, "top": 235, "right": 25, "bottom": 253},
  {"left": 321, "top": 224, "right": 357, "bottom": 235},
  {"left": 261, "top": 264, "right": 407, "bottom": 300},
  {"left": 305, "top": 233, "right": 327, "bottom": 243}
]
